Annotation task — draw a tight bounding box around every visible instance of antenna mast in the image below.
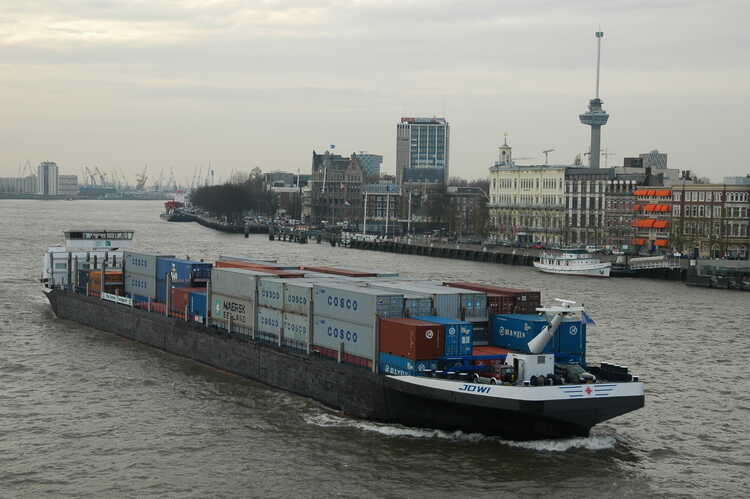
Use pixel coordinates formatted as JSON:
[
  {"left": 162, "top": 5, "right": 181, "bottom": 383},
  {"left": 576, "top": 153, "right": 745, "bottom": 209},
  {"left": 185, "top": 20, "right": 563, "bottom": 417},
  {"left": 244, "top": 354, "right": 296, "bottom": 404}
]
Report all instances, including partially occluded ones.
[{"left": 595, "top": 30, "right": 604, "bottom": 99}]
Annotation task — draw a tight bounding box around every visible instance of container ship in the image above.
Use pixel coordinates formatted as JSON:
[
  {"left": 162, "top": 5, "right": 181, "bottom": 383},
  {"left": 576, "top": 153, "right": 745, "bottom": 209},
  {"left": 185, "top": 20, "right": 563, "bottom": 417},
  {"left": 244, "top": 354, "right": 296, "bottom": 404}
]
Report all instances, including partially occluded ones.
[{"left": 41, "top": 230, "right": 644, "bottom": 440}]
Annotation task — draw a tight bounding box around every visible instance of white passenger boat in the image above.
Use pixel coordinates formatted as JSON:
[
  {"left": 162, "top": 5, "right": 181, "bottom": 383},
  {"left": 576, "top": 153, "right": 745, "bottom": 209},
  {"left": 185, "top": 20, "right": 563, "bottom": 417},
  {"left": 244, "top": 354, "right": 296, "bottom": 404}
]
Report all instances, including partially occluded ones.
[{"left": 533, "top": 249, "right": 611, "bottom": 277}]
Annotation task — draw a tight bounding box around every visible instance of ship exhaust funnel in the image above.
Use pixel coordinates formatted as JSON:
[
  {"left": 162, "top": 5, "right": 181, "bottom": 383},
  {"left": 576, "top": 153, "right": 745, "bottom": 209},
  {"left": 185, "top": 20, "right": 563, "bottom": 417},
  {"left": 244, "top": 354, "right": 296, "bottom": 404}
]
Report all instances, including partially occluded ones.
[{"left": 528, "top": 299, "right": 585, "bottom": 353}]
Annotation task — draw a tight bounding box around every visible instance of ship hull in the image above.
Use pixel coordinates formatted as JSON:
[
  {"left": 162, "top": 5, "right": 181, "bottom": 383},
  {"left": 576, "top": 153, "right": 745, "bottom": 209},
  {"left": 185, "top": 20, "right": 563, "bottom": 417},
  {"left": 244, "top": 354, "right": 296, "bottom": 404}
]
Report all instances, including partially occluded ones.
[{"left": 46, "top": 289, "right": 642, "bottom": 440}]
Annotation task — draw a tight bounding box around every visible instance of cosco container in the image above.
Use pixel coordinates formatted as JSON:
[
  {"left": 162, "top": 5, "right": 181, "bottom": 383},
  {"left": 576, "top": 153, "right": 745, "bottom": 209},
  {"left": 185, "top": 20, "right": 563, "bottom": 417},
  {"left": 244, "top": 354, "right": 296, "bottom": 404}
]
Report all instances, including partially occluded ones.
[
  {"left": 282, "top": 311, "right": 311, "bottom": 351},
  {"left": 313, "top": 283, "right": 403, "bottom": 326},
  {"left": 283, "top": 281, "right": 313, "bottom": 316},
  {"left": 212, "top": 293, "right": 255, "bottom": 336},
  {"left": 378, "top": 353, "right": 437, "bottom": 376},
  {"left": 258, "top": 278, "right": 284, "bottom": 309},
  {"left": 256, "top": 306, "right": 282, "bottom": 343},
  {"left": 413, "top": 316, "right": 473, "bottom": 357},
  {"left": 378, "top": 318, "right": 443, "bottom": 360},
  {"left": 369, "top": 282, "right": 461, "bottom": 319},
  {"left": 313, "top": 316, "right": 375, "bottom": 360},
  {"left": 211, "top": 268, "right": 277, "bottom": 299},
  {"left": 125, "top": 273, "right": 157, "bottom": 299},
  {"left": 124, "top": 251, "right": 175, "bottom": 278}
]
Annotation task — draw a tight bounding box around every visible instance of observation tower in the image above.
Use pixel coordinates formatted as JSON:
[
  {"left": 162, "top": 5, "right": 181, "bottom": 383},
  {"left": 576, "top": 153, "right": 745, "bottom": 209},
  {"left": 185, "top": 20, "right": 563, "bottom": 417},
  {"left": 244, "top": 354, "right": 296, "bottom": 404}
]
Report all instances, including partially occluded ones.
[{"left": 579, "top": 31, "right": 609, "bottom": 169}]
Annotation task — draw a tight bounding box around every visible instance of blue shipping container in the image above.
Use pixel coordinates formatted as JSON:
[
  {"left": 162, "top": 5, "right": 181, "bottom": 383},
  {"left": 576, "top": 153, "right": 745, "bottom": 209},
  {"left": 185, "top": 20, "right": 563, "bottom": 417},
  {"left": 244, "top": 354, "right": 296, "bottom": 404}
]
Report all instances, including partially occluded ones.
[
  {"left": 489, "top": 314, "right": 585, "bottom": 359},
  {"left": 413, "top": 316, "right": 472, "bottom": 356},
  {"left": 155, "top": 258, "right": 212, "bottom": 302},
  {"left": 379, "top": 353, "right": 437, "bottom": 376},
  {"left": 188, "top": 291, "right": 207, "bottom": 320}
]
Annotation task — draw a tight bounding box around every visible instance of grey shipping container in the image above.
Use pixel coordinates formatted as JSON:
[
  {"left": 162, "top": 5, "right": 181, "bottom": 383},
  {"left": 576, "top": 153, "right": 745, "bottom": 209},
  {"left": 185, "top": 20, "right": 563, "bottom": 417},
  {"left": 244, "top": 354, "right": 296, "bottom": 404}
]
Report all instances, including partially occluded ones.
[
  {"left": 283, "top": 311, "right": 311, "bottom": 351},
  {"left": 403, "top": 293, "right": 434, "bottom": 318},
  {"left": 211, "top": 293, "right": 255, "bottom": 336},
  {"left": 283, "top": 281, "right": 313, "bottom": 316},
  {"left": 313, "top": 283, "right": 404, "bottom": 326},
  {"left": 211, "top": 268, "right": 277, "bottom": 299},
  {"left": 258, "top": 278, "right": 284, "bottom": 309},
  {"left": 459, "top": 290, "right": 488, "bottom": 321},
  {"left": 124, "top": 251, "right": 175, "bottom": 278},
  {"left": 124, "top": 273, "right": 157, "bottom": 299},
  {"left": 218, "top": 255, "right": 300, "bottom": 270},
  {"left": 313, "top": 315, "right": 375, "bottom": 360},
  {"left": 256, "top": 306, "right": 282, "bottom": 343},
  {"left": 367, "top": 281, "right": 461, "bottom": 320}
]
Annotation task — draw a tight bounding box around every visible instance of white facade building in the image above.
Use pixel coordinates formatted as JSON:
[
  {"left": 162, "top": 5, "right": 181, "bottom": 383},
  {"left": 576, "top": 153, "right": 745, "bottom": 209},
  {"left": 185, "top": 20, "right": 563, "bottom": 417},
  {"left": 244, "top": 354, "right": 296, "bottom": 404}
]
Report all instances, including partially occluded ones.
[{"left": 37, "top": 161, "right": 59, "bottom": 195}]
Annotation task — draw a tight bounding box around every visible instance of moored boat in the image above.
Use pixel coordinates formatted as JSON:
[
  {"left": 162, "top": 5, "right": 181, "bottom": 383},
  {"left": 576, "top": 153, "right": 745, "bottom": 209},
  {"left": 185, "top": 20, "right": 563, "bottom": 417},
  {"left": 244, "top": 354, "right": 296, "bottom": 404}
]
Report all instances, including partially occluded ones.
[{"left": 533, "top": 249, "right": 611, "bottom": 277}]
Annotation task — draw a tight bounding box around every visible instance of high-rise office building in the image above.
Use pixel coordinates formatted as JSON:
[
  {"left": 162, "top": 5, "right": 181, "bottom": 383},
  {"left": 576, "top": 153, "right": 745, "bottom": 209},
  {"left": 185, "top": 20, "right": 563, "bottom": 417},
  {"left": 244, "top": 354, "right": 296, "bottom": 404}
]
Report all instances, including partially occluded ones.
[
  {"left": 639, "top": 150, "right": 668, "bottom": 170},
  {"left": 396, "top": 117, "right": 450, "bottom": 185},
  {"left": 37, "top": 161, "right": 59, "bottom": 195}
]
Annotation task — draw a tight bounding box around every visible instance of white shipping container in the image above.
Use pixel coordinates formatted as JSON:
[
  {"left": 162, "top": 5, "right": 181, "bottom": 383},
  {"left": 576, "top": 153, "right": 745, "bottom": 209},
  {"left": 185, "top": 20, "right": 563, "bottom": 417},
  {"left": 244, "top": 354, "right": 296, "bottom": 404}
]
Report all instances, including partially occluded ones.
[
  {"left": 258, "top": 278, "right": 284, "bottom": 309},
  {"left": 283, "top": 311, "right": 311, "bottom": 351},
  {"left": 211, "top": 268, "right": 277, "bottom": 299},
  {"left": 283, "top": 281, "right": 313, "bottom": 315},
  {"left": 256, "top": 306, "right": 282, "bottom": 342},
  {"left": 212, "top": 293, "right": 255, "bottom": 332},
  {"left": 313, "top": 283, "right": 404, "bottom": 326},
  {"left": 313, "top": 315, "right": 375, "bottom": 360}
]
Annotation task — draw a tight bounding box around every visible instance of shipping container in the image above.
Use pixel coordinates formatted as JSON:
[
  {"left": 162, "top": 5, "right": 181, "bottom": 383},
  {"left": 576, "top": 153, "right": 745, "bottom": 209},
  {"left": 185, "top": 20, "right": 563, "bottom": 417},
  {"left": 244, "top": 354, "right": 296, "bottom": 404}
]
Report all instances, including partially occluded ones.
[
  {"left": 445, "top": 282, "right": 541, "bottom": 314},
  {"left": 283, "top": 281, "right": 313, "bottom": 316},
  {"left": 378, "top": 353, "right": 437, "bottom": 376},
  {"left": 471, "top": 345, "right": 511, "bottom": 373},
  {"left": 123, "top": 251, "right": 175, "bottom": 278},
  {"left": 125, "top": 273, "right": 157, "bottom": 299},
  {"left": 211, "top": 268, "right": 277, "bottom": 299},
  {"left": 302, "top": 265, "right": 379, "bottom": 278},
  {"left": 412, "top": 316, "right": 473, "bottom": 357},
  {"left": 401, "top": 292, "right": 433, "bottom": 318},
  {"left": 378, "top": 318, "right": 444, "bottom": 360},
  {"left": 211, "top": 293, "right": 255, "bottom": 336},
  {"left": 171, "top": 287, "right": 207, "bottom": 318},
  {"left": 218, "top": 255, "right": 300, "bottom": 270},
  {"left": 489, "top": 314, "right": 552, "bottom": 353},
  {"left": 256, "top": 306, "right": 282, "bottom": 343},
  {"left": 215, "top": 260, "right": 305, "bottom": 278},
  {"left": 557, "top": 320, "right": 586, "bottom": 364},
  {"left": 313, "top": 283, "right": 404, "bottom": 326},
  {"left": 87, "top": 270, "right": 124, "bottom": 285},
  {"left": 258, "top": 278, "right": 284, "bottom": 309},
  {"left": 313, "top": 345, "right": 373, "bottom": 369},
  {"left": 156, "top": 258, "right": 212, "bottom": 284},
  {"left": 282, "top": 311, "right": 311, "bottom": 351},
  {"left": 458, "top": 290, "right": 487, "bottom": 321},
  {"left": 313, "top": 316, "right": 375, "bottom": 360},
  {"left": 368, "top": 282, "right": 461, "bottom": 319}
]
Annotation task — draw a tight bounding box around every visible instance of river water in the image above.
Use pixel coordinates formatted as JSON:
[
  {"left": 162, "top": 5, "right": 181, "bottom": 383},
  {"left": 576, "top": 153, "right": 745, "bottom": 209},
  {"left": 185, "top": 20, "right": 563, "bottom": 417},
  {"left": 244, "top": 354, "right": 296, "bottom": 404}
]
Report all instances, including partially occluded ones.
[{"left": 1, "top": 200, "right": 748, "bottom": 498}]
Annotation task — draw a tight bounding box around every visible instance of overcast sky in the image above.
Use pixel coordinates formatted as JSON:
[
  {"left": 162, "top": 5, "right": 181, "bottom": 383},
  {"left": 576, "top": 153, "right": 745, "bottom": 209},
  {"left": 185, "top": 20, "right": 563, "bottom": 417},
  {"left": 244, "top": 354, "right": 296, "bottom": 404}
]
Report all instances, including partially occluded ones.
[{"left": 1, "top": 0, "right": 748, "bottom": 184}]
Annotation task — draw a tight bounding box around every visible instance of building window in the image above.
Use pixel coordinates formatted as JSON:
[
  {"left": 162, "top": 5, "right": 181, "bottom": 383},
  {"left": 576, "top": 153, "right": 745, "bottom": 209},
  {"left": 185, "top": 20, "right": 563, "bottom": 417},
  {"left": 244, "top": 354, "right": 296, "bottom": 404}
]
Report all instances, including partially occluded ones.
[{"left": 673, "top": 205, "right": 681, "bottom": 216}]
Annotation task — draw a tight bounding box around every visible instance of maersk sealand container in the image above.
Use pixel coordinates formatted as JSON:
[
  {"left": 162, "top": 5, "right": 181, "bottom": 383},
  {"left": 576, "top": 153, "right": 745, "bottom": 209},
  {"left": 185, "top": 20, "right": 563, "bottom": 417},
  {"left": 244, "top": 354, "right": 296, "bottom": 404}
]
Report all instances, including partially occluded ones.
[{"left": 413, "top": 316, "right": 473, "bottom": 357}]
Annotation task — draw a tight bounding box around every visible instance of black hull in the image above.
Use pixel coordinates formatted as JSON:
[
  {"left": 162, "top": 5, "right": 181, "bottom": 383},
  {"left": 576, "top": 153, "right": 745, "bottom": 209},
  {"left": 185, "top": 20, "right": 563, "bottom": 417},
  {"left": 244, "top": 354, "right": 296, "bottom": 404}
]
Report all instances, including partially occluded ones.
[{"left": 46, "top": 289, "right": 639, "bottom": 440}]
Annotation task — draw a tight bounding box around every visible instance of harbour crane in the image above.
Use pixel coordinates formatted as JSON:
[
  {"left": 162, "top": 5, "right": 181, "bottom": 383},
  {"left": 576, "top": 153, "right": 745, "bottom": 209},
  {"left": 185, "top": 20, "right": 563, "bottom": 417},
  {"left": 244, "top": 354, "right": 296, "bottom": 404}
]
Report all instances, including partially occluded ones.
[
  {"left": 94, "top": 167, "right": 107, "bottom": 186},
  {"left": 135, "top": 166, "right": 148, "bottom": 191},
  {"left": 542, "top": 148, "right": 555, "bottom": 165}
]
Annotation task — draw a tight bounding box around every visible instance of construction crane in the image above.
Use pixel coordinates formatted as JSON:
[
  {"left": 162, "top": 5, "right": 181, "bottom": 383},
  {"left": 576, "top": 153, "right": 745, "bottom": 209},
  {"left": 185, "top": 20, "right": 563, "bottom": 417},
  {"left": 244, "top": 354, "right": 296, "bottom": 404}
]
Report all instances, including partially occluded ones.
[
  {"left": 542, "top": 148, "right": 555, "bottom": 165},
  {"left": 136, "top": 166, "right": 148, "bottom": 191},
  {"left": 601, "top": 149, "right": 615, "bottom": 168}
]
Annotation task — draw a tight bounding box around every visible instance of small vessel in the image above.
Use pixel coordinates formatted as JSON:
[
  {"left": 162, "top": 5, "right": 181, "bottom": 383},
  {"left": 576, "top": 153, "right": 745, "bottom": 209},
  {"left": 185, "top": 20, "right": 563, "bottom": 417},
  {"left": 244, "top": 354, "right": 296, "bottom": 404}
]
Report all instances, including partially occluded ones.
[{"left": 533, "top": 249, "right": 611, "bottom": 277}]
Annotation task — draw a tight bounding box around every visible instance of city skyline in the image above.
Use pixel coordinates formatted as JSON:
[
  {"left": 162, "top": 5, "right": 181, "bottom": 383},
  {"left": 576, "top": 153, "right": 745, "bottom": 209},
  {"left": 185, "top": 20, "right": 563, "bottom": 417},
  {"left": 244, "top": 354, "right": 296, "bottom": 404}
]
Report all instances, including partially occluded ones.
[{"left": 0, "top": 1, "right": 748, "bottom": 182}]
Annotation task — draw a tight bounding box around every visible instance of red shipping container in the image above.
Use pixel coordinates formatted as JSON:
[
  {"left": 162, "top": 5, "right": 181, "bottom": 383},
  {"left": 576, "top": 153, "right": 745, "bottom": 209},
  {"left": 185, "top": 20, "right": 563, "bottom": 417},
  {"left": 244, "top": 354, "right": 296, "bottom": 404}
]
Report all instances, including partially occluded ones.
[
  {"left": 472, "top": 345, "right": 511, "bottom": 373},
  {"left": 378, "top": 318, "right": 444, "bottom": 361},
  {"left": 215, "top": 260, "right": 305, "bottom": 278},
  {"left": 170, "top": 287, "right": 204, "bottom": 313},
  {"left": 301, "top": 266, "right": 378, "bottom": 278}
]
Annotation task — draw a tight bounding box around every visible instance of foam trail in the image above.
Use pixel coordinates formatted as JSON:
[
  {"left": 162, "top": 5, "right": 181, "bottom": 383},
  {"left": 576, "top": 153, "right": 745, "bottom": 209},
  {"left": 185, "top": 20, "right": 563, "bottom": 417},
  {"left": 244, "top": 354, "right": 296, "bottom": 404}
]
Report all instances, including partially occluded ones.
[{"left": 304, "top": 412, "right": 617, "bottom": 451}]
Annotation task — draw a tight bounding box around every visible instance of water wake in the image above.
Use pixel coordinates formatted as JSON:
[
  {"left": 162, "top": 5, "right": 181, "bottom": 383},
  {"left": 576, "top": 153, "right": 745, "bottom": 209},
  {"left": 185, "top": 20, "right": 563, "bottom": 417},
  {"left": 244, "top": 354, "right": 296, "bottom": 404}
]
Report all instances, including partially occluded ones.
[{"left": 304, "top": 412, "right": 616, "bottom": 451}]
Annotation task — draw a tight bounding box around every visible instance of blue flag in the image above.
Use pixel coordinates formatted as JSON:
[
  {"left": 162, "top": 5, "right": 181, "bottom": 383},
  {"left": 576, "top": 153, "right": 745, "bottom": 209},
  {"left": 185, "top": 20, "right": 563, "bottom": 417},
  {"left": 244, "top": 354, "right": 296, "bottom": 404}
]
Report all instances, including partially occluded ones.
[{"left": 581, "top": 311, "right": 596, "bottom": 325}]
